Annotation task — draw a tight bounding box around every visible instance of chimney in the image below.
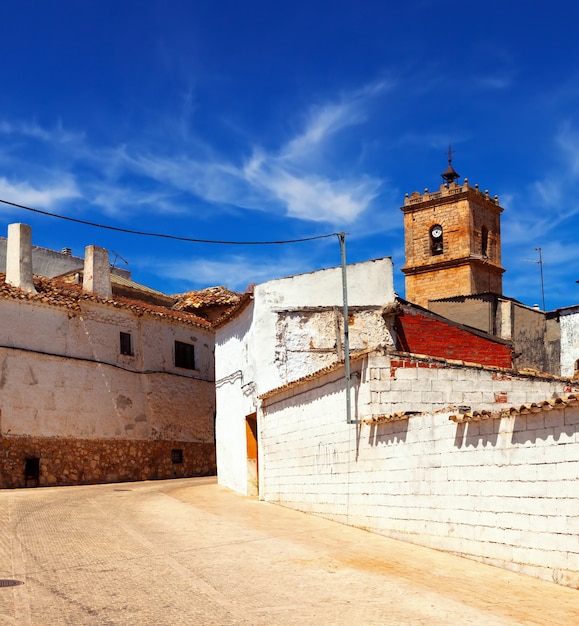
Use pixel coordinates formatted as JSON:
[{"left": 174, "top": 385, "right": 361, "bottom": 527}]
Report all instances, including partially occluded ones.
[
  {"left": 82, "top": 245, "right": 112, "bottom": 298},
  {"left": 6, "top": 223, "right": 37, "bottom": 294}
]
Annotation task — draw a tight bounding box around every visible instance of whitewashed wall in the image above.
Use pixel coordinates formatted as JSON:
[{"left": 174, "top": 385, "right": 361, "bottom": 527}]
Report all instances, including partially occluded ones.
[
  {"left": 0, "top": 297, "right": 215, "bottom": 442},
  {"left": 215, "top": 258, "right": 395, "bottom": 495},
  {"left": 252, "top": 257, "right": 395, "bottom": 393},
  {"left": 215, "top": 301, "right": 257, "bottom": 494},
  {"left": 259, "top": 352, "right": 579, "bottom": 588},
  {"left": 560, "top": 307, "right": 579, "bottom": 377}
]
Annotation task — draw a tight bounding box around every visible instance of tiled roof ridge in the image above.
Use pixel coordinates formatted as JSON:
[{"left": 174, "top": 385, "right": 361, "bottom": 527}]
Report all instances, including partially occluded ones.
[
  {"left": 448, "top": 393, "right": 579, "bottom": 423},
  {"left": 0, "top": 273, "right": 212, "bottom": 330},
  {"left": 211, "top": 292, "right": 253, "bottom": 328},
  {"left": 364, "top": 393, "right": 579, "bottom": 426},
  {"left": 172, "top": 285, "right": 242, "bottom": 310}
]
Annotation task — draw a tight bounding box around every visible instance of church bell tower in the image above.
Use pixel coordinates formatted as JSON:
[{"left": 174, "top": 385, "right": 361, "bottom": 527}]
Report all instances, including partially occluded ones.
[{"left": 401, "top": 155, "right": 505, "bottom": 309}]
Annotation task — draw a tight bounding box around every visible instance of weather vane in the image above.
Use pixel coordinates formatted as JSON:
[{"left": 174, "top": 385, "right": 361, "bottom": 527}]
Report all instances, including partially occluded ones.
[{"left": 441, "top": 143, "right": 460, "bottom": 186}]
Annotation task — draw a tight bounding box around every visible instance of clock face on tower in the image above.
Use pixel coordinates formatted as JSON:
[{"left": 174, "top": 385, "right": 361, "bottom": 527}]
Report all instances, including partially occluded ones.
[{"left": 431, "top": 225, "right": 443, "bottom": 239}]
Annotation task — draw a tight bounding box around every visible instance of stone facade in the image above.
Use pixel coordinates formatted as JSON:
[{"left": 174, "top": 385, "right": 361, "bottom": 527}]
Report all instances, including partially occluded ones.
[
  {"left": 1, "top": 435, "right": 215, "bottom": 488},
  {"left": 401, "top": 182, "right": 504, "bottom": 307}
]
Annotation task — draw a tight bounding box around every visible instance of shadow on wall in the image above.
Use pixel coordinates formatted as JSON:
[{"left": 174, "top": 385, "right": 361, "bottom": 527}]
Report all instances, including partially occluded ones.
[
  {"left": 511, "top": 410, "right": 579, "bottom": 445},
  {"left": 367, "top": 419, "right": 409, "bottom": 447},
  {"left": 453, "top": 409, "right": 579, "bottom": 448},
  {"left": 454, "top": 420, "right": 499, "bottom": 449}
]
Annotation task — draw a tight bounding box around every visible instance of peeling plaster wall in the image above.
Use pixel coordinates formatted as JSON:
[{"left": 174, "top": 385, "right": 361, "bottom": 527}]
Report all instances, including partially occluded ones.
[
  {"left": 0, "top": 296, "right": 216, "bottom": 486},
  {"left": 259, "top": 352, "right": 579, "bottom": 589},
  {"left": 275, "top": 308, "right": 393, "bottom": 383},
  {"left": 253, "top": 257, "right": 395, "bottom": 393},
  {"left": 560, "top": 308, "right": 579, "bottom": 377}
]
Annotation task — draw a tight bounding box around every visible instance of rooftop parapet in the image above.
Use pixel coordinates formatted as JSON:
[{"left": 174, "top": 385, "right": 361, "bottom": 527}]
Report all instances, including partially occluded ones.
[{"left": 403, "top": 179, "right": 500, "bottom": 207}]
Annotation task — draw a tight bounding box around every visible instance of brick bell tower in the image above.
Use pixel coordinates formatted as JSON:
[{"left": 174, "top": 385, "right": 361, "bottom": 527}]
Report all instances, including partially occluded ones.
[{"left": 401, "top": 153, "right": 505, "bottom": 309}]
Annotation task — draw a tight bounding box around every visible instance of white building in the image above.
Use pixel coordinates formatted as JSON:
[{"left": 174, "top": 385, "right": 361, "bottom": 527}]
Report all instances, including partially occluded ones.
[
  {"left": 0, "top": 224, "right": 216, "bottom": 487},
  {"left": 214, "top": 257, "right": 395, "bottom": 495}
]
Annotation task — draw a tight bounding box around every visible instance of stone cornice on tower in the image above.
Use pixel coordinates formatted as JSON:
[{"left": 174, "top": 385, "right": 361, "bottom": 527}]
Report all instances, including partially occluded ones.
[
  {"left": 401, "top": 179, "right": 502, "bottom": 214},
  {"left": 401, "top": 254, "right": 505, "bottom": 277}
]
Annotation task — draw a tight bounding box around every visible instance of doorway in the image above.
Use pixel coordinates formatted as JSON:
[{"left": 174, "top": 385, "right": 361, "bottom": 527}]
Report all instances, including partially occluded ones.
[{"left": 245, "top": 413, "right": 258, "bottom": 496}]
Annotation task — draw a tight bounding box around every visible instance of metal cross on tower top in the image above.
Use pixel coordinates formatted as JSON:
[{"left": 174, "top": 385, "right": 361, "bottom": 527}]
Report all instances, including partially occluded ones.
[{"left": 441, "top": 143, "right": 460, "bottom": 185}]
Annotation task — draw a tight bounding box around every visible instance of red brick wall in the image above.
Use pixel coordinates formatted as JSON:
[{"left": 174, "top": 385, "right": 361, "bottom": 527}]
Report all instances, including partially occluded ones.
[{"left": 395, "top": 311, "right": 512, "bottom": 368}]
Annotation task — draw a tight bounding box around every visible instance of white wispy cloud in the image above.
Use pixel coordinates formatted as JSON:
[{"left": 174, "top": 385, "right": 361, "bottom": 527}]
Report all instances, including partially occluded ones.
[
  {"left": 474, "top": 75, "right": 513, "bottom": 90},
  {"left": 557, "top": 123, "right": 579, "bottom": 176},
  {"left": 112, "top": 82, "right": 387, "bottom": 225},
  {"left": 503, "top": 123, "right": 579, "bottom": 246},
  {"left": 243, "top": 165, "right": 381, "bottom": 223},
  {"left": 88, "top": 183, "right": 185, "bottom": 219},
  {"left": 0, "top": 82, "right": 387, "bottom": 227},
  {"left": 152, "top": 254, "right": 315, "bottom": 291},
  {"left": 0, "top": 119, "right": 84, "bottom": 144},
  {"left": 0, "top": 176, "right": 80, "bottom": 210}
]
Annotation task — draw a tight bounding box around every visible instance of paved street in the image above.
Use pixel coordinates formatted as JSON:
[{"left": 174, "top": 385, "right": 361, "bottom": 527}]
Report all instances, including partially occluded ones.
[{"left": 1, "top": 477, "right": 578, "bottom": 625}]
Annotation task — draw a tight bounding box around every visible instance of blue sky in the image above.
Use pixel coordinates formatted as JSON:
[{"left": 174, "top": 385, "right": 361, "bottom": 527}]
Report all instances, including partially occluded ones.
[{"left": 1, "top": 1, "right": 579, "bottom": 310}]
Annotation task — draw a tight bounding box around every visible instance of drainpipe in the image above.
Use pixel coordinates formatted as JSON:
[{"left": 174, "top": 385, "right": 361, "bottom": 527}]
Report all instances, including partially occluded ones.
[{"left": 339, "top": 232, "right": 359, "bottom": 424}]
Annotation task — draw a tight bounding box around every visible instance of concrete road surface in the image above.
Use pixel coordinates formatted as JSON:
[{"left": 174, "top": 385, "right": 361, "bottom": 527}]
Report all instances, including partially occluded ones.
[{"left": 1, "top": 477, "right": 578, "bottom": 625}]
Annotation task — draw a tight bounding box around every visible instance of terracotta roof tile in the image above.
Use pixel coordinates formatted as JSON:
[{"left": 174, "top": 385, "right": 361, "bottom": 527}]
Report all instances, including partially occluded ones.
[
  {"left": 0, "top": 273, "right": 212, "bottom": 330},
  {"left": 173, "top": 286, "right": 241, "bottom": 310},
  {"left": 449, "top": 394, "right": 579, "bottom": 422}
]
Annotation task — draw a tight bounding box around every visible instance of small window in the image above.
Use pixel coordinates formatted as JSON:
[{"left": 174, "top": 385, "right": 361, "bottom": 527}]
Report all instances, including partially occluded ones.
[
  {"left": 120, "top": 332, "right": 133, "bottom": 356},
  {"left": 171, "top": 449, "right": 183, "bottom": 464},
  {"left": 481, "top": 226, "right": 489, "bottom": 257},
  {"left": 175, "top": 340, "right": 195, "bottom": 369},
  {"left": 430, "top": 224, "right": 443, "bottom": 255}
]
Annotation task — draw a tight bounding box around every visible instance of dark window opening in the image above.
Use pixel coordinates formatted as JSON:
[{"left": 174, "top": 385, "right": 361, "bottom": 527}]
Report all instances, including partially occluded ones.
[
  {"left": 24, "top": 457, "right": 40, "bottom": 486},
  {"left": 430, "top": 224, "right": 444, "bottom": 256},
  {"left": 120, "top": 332, "right": 133, "bottom": 356},
  {"left": 171, "top": 449, "right": 183, "bottom": 464},
  {"left": 481, "top": 226, "right": 489, "bottom": 257},
  {"left": 175, "top": 341, "right": 195, "bottom": 369}
]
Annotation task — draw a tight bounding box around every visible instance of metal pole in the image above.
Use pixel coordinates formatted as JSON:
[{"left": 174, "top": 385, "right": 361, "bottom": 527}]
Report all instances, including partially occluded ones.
[
  {"left": 338, "top": 232, "right": 359, "bottom": 424},
  {"left": 536, "top": 247, "right": 545, "bottom": 310}
]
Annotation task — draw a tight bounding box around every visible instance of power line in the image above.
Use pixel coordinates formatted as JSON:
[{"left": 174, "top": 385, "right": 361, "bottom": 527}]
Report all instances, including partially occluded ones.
[{"left": 0, "top": 198, "right": 338, "bottom": 245}]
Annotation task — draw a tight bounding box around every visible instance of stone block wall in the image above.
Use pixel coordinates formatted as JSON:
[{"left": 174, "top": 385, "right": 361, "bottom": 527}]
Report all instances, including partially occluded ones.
[
  {"left": 366, "top": 352, "right": 574, "bottom": 417},
  {"left": 259, "top": 352, "right": 579, "bottom": 588},
  {"left": 0, "top": 435, "right": 216, "bottom": 488}
]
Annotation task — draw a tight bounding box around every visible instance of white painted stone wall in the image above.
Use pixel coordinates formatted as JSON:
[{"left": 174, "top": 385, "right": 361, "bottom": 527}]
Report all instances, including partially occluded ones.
[
  {"left": 0, "top": 297, "right": 215, "bottom": 442},
  {"left": 215, "top": 258, "right": 395, "bottom": 495},
  {"left": 560, "top": 307, "right": 579, "bottom": 377},
  {"left": 259, "top": 352, "right": 579, "bottom": 588},
  {"left": 252, "top": 257, "right": 394, "bottom": 393},
  {"left": 215, "top": 300, "right": 257, "bottom": 494}
]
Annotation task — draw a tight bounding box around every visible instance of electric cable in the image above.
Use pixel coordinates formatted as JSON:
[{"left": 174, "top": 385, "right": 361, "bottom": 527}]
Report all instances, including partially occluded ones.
[{"left": 0, "top": 198, "right": 337, "bottom": 245}]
